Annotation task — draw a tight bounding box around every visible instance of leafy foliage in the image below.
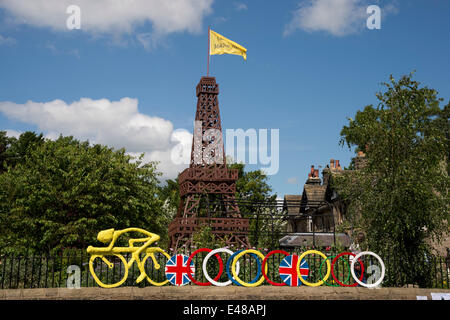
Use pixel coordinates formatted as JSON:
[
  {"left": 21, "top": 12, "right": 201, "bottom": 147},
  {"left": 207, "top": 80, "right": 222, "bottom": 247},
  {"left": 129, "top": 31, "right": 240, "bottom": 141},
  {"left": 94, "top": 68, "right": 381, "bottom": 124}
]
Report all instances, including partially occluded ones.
[
  {"left": 158, "top": 178, "right": 180, "bottom": 209},
  {"left": 228, "top": 162, "right": 278, "bottom": 247},
  {"left": 0, "top": 131, "right": 14, "bottom": 173},
  {"left": 335, "top": 73, "right": 449, "bottom": 287},
  {"left": 0, "top": 131, "right": 45, "bottom": 172},
  {"left": 228, "top": 162, "right": 277, "bottom": 203},
  {"left": 192, "top": 225, "right": 228, "bottom": 249},
  {"left": 0, "top": 135, "right": 165, "bottom": 254}
]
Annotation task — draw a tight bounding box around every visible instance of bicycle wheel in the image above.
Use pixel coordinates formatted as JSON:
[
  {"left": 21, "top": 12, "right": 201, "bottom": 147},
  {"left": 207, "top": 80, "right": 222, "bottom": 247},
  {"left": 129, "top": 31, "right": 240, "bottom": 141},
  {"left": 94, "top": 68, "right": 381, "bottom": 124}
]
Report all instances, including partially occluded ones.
[
  {"left": 297, "top": 250, "right": 330, "bottom": 287},
  {"left": 89, "top": 254, "right": 128, "bottom": 288},
  {"left": 142, "top": 247, "right": 171, "bottom": 286},
  {"left": 231, "top": 249, "right": 266, "bottom": 287},
  {"left": 331, "top": 252, "right": 364, "bottom": 287},
  {"left": 319, "top": 255, "right": 350, "bottom": 287}
]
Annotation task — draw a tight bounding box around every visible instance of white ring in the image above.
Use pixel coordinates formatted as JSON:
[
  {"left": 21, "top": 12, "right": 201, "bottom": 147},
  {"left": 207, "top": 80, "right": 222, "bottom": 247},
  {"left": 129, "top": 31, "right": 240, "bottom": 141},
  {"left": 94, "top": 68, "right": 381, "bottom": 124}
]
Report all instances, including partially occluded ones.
[
  {"left": 350, "top": 251, "right": 385, "bottom": 288},
  {"left": 202, "top": 248, "right": 240, "bottom": 287}
]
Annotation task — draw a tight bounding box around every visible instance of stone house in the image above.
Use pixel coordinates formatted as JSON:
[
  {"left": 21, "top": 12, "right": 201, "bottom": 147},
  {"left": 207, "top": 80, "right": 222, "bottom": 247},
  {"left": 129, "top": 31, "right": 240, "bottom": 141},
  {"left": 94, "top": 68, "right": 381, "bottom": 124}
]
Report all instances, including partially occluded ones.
[
  {"left": 281, "top": 151, "right": 449, "bottom": 259},
  {"left": 279, "top": 157, "right": 362, "bottom": 248}
]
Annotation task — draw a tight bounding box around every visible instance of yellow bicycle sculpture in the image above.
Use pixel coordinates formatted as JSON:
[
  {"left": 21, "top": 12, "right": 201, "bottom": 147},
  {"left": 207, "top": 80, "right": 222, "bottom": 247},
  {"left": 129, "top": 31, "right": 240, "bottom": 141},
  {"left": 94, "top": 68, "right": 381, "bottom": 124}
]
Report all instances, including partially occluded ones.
[{"left": 86, "top": 228, "right": 170, "bottom": 288}]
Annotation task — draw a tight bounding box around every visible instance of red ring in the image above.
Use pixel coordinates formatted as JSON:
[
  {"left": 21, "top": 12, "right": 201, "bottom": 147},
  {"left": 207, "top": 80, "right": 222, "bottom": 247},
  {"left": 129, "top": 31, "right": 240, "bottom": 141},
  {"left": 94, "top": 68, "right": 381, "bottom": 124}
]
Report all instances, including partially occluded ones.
[
  {"left": 262, "top": 250, "right": 290, "bottom": 286},
  {"left": 331, "top": 252, "right": 365, "bottom": 287},
  {"left": 186, "top": 248, "right": 224, "bottom": 286}
]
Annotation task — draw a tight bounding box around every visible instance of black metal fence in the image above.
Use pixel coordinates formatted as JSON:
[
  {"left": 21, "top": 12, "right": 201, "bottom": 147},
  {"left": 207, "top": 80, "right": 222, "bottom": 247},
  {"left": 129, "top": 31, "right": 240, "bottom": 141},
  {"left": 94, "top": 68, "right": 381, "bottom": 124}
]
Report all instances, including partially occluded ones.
[
  {"left": 203, "top": 199, "right": 340, "bottom": 248},
  {"left": 1, "top": 249, "right": 448, "bottom": 289}
]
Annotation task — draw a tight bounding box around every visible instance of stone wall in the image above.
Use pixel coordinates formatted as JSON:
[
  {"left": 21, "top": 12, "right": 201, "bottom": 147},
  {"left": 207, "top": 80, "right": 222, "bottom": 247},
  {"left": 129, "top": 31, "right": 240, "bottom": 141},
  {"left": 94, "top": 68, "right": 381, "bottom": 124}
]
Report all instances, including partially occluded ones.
[{"left": 1, "top": 286, "right": 449, "bottom": 300}]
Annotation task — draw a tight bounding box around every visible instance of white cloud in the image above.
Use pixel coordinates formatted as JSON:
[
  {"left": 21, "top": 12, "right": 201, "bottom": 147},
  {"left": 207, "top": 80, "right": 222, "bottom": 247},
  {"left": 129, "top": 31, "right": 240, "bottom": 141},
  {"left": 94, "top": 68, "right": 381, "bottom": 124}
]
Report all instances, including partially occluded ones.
[
  {"left": 132, "top": 128, "right": 192, "bottom": 180},
  {"left": 0, "top": 33, "right": 16, "bottom": 45},
  {"left": 0, "top": 0, "right": 214, "bottom": 47},
  {"left": 284, "top": 0, "right": 374, "bottom": 36},
  {"left": 287, "top": 177, "right": 298, "bottom": 185},
  {"left": 136, "top": 32, "right": 169, "bottom": 51},
  {"left": 213, "top": 16, "right": 227, "bottom": 24},
  {"left": 44, "top": 42, "right": 58, "bottom": 54},
  {"left": 0, "top": 98, "right": 192, "bottom": 180},
  {"left": 5, "top": 129, "right": 21, "bottom": 138},
  {"left": 44, "top": 41, "right": 81, "bottom": 58},
  {"left": 68, "top": 49, "right": 81, "bottom": 59},
  {"left": 235, "top": 2, "right": 248, "bottom": 11}
]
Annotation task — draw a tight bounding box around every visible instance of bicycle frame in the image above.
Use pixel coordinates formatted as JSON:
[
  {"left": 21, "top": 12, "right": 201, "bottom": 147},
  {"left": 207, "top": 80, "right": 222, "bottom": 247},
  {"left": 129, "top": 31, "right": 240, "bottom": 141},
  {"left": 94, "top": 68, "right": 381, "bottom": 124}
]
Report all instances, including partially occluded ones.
[
  {"left": 94, "top": 247, "right": 162, "bottom": 271},
  {"left": 88, "top": 246, "right": 170, "bottom": 288}
]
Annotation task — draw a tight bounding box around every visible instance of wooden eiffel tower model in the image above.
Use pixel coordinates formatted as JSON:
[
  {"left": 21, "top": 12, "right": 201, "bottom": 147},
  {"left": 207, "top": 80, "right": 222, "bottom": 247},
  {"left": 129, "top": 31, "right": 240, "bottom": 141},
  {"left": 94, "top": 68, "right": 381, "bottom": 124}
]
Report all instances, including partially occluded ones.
[{"left": 168, "top": 77, "right": 250, "bottom": 250}]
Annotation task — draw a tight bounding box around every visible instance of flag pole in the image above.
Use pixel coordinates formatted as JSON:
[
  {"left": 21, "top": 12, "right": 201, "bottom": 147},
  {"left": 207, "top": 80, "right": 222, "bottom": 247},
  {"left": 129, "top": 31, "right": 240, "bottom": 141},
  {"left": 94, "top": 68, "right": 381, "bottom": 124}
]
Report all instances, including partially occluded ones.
[{"left": 207, "top": 26, "right": 210, "bottom": 77}]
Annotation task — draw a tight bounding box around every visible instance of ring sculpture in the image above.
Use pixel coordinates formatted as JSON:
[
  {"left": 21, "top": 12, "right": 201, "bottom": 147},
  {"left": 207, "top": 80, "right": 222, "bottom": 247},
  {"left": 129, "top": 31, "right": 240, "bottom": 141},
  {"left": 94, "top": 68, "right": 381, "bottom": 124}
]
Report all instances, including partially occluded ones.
[{"left": 87, "top": 229, "right": 385, "bottom": 288}]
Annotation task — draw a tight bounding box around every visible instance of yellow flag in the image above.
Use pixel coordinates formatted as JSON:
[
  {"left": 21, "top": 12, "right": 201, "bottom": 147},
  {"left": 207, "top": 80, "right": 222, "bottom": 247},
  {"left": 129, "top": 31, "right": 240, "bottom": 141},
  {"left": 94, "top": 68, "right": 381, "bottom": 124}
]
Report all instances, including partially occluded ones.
[{"left": 210, "top": 29, "right": 247, "bottom": 60}]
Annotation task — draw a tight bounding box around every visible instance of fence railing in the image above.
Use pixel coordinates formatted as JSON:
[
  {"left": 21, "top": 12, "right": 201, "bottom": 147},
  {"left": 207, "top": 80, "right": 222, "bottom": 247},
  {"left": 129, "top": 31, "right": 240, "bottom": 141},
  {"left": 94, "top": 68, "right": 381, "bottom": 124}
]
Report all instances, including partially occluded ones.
[
  {"left": 202, "top": 199, "right": 338, "bottom": 248},
  {"left": 1, "top": 249, "right": 449, "bottom": 290}
]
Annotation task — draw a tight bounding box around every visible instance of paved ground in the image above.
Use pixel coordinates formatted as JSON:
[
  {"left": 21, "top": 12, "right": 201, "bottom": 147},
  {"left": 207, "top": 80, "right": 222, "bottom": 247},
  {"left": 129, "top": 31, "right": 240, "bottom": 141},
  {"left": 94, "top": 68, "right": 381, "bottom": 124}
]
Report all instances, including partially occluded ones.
[{"left": 1, "top": 286, "right": 449, "bottom": 300}]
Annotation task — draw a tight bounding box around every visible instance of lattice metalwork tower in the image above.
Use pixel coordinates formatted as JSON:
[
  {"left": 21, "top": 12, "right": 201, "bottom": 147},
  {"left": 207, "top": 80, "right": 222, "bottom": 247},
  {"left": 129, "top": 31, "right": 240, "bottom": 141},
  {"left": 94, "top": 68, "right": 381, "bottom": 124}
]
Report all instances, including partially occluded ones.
[{"left": 168, "top": 77, "right": 250, "bottom": 250}]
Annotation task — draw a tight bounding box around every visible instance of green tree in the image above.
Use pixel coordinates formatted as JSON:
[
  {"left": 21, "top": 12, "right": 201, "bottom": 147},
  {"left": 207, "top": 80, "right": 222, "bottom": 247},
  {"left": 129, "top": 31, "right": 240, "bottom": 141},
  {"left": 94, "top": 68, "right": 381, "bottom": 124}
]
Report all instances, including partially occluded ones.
[
  {"left": 436, "top": 101, "right": 450, "bottom": 174},
  {"left": 228, "top": 162, "right": 278, "bottom": 247},
  {"left": 158, "top": 178, "right": 180, "bottom": 218},
  {"left": 0, "top": 131, "right": 15, "bottom": 173},
  {"left": 156, "top": 178, "right": 182, "bottom": 247},
  {"left": 228, "top": 162, "right": 277, "bottom": 203},
  {"left": 0, "top": 131, "right": 44, "bottom": 172},
  {"left": 0, "top": 135, "right": 165, "bottom": 254},
  {"left": 7, "top": 131, "right": 44, "bottom": 167},
  {"left": 192, "top": 225, "right": 228, "bottom": 249},
  {"left": 335, "top": 73, "right": 449, "bottom": 287}
]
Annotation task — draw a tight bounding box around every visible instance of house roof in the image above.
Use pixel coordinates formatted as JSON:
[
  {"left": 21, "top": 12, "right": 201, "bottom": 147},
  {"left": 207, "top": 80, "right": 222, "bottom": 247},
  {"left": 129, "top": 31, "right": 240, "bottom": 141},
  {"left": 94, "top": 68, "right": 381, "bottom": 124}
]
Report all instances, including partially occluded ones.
[
  {"left": 303, "top": 184, "right": 327, "bottom": 203},
  {"left": 279, "top": 232, "right": 352, "bottom": 247},
  {"left": 283, "top": 195, "right": 302, "bottom": 215}
]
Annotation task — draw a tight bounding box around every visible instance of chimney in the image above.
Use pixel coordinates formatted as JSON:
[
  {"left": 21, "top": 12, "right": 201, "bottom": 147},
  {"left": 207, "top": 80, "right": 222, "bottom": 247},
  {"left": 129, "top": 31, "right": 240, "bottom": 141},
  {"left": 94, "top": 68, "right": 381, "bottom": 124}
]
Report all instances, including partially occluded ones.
[
  {"left": 335, "top": 160, "right": 341, "bottom": 170},
  {"left": 306, "top": 165, "right": 321, "bottom": 184},
  {"left": 308, "top": 165, "right": 315, "bottom": 178},
  {"left": 330, "top": 159, "right": 335, "bottom": 169}
]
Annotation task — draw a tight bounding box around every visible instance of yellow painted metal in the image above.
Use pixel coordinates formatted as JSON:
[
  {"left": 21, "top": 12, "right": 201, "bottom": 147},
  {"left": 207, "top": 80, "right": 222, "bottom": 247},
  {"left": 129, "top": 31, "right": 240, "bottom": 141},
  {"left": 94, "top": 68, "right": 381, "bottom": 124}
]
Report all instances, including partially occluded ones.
[
  {"left": 297, "top": 250, "right": 331, "bottom": 287},
  {"left": 87, "top": 228, "right": 170, "bottom": 288},
  {"left": 231, "top": 249, "right": 267, "bottom": 287}
]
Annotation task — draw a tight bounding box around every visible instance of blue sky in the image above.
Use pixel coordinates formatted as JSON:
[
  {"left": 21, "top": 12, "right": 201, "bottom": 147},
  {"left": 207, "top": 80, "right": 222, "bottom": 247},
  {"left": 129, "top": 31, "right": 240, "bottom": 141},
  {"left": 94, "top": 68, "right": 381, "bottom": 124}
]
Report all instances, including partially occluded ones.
[{"left": 0, "top": 0, "right": 449, "bottom": 198}]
